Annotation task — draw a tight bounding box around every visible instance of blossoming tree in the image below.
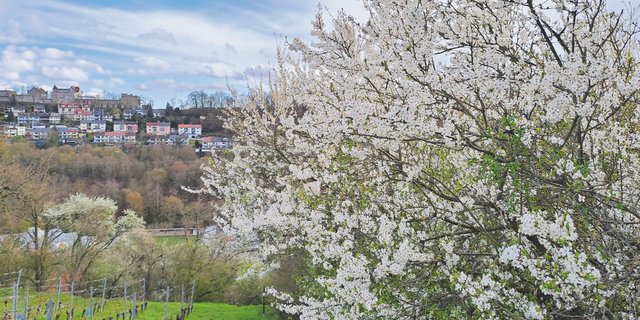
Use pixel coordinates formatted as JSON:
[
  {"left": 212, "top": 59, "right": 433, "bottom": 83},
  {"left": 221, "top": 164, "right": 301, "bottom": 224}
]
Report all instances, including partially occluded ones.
[
  {"left": 201, "top": 0, "right": 640, "bottom": 318},
  {"left": 45, "top": 194, "right": 144, "bottom": 283}
]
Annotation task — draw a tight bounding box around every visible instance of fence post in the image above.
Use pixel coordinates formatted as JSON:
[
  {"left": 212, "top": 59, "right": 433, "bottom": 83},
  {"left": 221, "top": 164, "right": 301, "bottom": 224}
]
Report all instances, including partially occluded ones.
[
  {"left": 189, "top": 280, "right": 195, "bottom": 306},
  {"left": 89, "top": 286, "right": 94, "bottom": 320},
  {"left": 124, "top": 284, "right": 128, "bottom": 316},
  {"left": 70, "top": 281, "right": 75, "bottom": 318},
  {"left": 16, "top": 269, "right": 22, "bottom": 293},
  {"left": 164, "top": 286, "right": 169, "bottom": 320},
  {"left": 131, "top": 293, "right": 137, "bottom": 320},
  {"left": 15, "top": 270, "right": 21, "bottom": 318},
  {"left": 11, "top": 282, "right": 17, "bottom": 319},
  {"left": 101, "top": 278, "right": 107, "bottom": 312},
  {"left": 46, "top": 299, "right": 53, "bottom": 320},
  {"left": 141, "top": 278, "right": 146, "bottom": 304},
  {"left": 55, "top": 278, "right": 62, "bottom": 314},
  {"left": 181, "top": 284, "right": 185, "bottom": 307},
  {"left": 23, "top": 289, "right": 28, "bottom": 319}
]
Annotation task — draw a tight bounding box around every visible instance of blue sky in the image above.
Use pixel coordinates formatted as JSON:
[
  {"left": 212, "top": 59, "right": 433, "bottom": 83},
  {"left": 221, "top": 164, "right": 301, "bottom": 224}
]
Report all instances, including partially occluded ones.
[{"left": 0, "top": 0, "right": 366, "bottom": 106}]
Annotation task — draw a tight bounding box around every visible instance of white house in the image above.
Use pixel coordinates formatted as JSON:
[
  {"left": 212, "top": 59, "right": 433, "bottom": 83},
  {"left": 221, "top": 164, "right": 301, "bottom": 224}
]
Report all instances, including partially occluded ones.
[
  {"left": 177, "top": 124, "right": 202, "bottom": 138},
  {"left": 79, "top": 120, "right": 107, "bottom": 132}
]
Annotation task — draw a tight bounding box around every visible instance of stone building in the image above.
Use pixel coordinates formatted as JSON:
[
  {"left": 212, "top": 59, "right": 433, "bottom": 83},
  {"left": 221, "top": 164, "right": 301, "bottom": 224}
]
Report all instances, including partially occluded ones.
[{"left": 51, "top": 86, "right": 82, "bottom": 103}]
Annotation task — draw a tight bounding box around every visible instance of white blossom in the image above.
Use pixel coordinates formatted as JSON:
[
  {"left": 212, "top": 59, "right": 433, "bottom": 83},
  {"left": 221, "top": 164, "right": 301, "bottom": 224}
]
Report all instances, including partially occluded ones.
[{"left": 197, "top": 0, "right": 640, "bottom": 318}]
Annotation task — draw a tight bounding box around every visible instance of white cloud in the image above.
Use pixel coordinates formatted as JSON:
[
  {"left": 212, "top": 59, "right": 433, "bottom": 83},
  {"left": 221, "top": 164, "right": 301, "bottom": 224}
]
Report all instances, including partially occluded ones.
[
  {"left": 108, "top": 77, "right": 125, "bottom": 86},
  {"left": 126, "top": 68, "right": 147, "bottom": 75},
  {"left": 21, "top": 49, "right": 37, "bottom": 60},
  {"left": 3, "top": 72, "right": 20, "bottom": 81},
  {"left": 39, "top": 47, "right": 73, "bottom": 59},
  {"left": 198, "top": 62, "right": 243, "bottom": 79},
  {"left": 133, "top": 56, "right": 171, "bottom": 70},
  {"left": 41, "top": 66, "right": 89, "bottom": 81},
  {"left": 84, "top": 88, "right": 105, "bottom": 97},
  {"left": 224, "top": 43, "right": 237, "bottom": 54},
  {"left": 0, "top": 20, "right": 26, "bottom": 44},
  {"left": 92, "top": 77, "right": 125, "bottom": 88},
  {"left": 75, "top": 59, "right": 106, "bottom": 74},
  {"left": 2, "top": 1, "right": 284, "bottom": 74},
  {"left": 0, "top": 46, "right": 36, "bottom": 81},
  {"left": 154, "top": 78, "right": 225, "bottom": 91},
  {"left": 138, "top": 28, "right": 177, "bottom": 44},
  {"left": 154, "top": 79, "right": 190, "bottom": 90},
  {"left": 0, "top": 45, "right": 112, "bottom": 91}
]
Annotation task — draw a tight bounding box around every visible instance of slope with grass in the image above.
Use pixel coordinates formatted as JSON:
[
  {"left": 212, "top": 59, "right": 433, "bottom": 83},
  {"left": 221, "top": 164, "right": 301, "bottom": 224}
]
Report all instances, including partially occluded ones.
[{"left": 0, "top": 288, "right": 276, "bottom": 319}]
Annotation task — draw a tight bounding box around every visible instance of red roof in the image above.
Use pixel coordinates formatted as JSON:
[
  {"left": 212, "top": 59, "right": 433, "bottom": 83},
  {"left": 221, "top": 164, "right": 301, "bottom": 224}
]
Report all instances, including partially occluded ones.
[
  {"left": 147, "top": 122, "right": 170, "bottom": 127},
  {"left": 97, "top": 132, "right": 135, "bottom": 137},
  {"left": 178, "top": 124, "right": 202, "bottom": 128}
]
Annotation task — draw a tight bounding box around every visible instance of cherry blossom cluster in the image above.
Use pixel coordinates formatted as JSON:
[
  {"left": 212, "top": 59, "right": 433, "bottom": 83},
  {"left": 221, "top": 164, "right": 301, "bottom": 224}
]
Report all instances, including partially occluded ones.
[{"left": 200, "top": 0, "right": 640, "bottom": 318}]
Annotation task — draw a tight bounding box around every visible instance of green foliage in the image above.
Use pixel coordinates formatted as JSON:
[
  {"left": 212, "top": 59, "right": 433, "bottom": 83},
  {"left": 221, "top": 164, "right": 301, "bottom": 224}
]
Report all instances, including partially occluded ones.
[
  {"left": 146, "top": 105, "right": 154, "bottom": 118},
  {"left": 45, "top": 132, "right": 60, "bottom": 148},
  {"left": 12, "top": 135, "right": 26, "bottom": 143},
  {"left": 154, "top": 236, "right": 187, "bottom": 246},
  {"left": 223, "top": 262, "right": 270, "bottom": 305}
]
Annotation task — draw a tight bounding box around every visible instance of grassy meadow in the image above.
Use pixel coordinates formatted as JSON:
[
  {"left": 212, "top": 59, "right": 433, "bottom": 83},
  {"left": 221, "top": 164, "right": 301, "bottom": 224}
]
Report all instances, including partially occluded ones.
[{"left": 0, "top": 287, "right": 276, "bottom": 319}]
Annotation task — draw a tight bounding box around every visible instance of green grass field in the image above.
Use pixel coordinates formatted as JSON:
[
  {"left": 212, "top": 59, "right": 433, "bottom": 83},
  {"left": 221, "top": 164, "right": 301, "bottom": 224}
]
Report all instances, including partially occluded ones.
[
  {"left": 154, "top": 235, "right": 189, "bottom": 246},
  {"left": 0, "top": 288, "right": 277, "bottom": 319},
  {"left": 170, "top": 303, "right": 276, "bottom": 320}
]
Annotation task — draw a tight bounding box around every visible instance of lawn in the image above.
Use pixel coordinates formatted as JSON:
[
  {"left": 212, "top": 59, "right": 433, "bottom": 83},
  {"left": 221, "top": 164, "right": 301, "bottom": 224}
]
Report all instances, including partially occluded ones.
[
  {"left": 164, "top": 302, "right": 277, "bottom": 320},
  {"left": 127, "top": 301, "right": 276, "bottom": 320},
  {"left": 0, "top": 288, "right": 277, "bottom": 319},
  {"left": 154, "top": 235, "right": 189, "bottom": 246}
]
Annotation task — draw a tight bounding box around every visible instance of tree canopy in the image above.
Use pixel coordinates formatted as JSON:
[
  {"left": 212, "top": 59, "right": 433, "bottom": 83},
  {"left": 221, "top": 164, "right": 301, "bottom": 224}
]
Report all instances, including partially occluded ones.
[
  {"left": 45, "top": 193, "right": 144, "bottom": 283},
  {"left": 201, "top": 0, "right": 640, "bottom": 318}
]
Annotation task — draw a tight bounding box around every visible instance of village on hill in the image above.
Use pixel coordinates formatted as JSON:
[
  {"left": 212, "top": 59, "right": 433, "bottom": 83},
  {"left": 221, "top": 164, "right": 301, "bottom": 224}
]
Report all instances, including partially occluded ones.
[{"left": 0, "top": 86, "right": 234, "bottom": 152}]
